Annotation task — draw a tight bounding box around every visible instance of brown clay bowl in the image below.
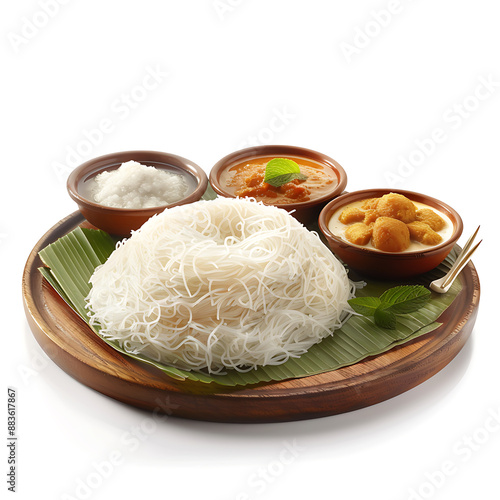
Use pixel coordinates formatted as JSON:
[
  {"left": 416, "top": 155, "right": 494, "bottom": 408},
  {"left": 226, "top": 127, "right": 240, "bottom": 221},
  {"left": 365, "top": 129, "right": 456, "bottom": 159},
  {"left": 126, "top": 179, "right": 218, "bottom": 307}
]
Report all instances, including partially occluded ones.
[
  {"left": 209, "top": 145, "right": 347, "bottom": 224},
  {"left": 67, "top": 151, "right": 208, "bottom": 237},
  {"left": 318, "top": 188, "right": 463, "bottom": 280}
]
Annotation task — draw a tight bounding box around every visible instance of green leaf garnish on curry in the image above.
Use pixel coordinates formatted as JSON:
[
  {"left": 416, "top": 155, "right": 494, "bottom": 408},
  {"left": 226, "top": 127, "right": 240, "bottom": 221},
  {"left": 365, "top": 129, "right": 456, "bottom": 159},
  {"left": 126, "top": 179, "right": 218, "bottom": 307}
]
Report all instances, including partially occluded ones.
[{"left": 264, "top": 158, "right": 308, "bottom": 187}]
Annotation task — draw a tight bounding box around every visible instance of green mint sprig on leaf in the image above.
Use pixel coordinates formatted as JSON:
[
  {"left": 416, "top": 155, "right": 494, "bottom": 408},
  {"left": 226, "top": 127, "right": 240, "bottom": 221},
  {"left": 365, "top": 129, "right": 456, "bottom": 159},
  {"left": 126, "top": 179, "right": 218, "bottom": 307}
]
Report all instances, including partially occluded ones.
[
  {"left": 264, "top": 158, "right": 308, "bottom": 187},
  {"left": 348, "top": 285, "right": 431, "bottom": 329}
]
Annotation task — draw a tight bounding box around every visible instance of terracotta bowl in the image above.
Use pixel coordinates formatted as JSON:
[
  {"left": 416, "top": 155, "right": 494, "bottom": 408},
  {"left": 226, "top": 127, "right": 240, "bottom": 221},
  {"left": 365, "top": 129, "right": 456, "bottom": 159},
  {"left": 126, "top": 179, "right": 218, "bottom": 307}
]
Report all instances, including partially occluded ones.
[
  {"left": 67, "top": 150, "right": 208, "bottom": 238},
  {"left": 209, "top": 145, "right": 347, "bottom": 224},
  {"left": 318, "top": 188, "right": 463, "bottom": 280}
]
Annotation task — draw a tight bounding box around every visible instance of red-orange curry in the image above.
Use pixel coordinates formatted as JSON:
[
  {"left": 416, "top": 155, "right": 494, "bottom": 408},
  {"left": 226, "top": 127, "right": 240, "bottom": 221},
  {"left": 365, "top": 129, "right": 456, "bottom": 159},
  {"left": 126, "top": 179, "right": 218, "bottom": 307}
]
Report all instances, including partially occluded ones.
[{"left": 220, "top": 156, "right": 337, "bottom": 205}]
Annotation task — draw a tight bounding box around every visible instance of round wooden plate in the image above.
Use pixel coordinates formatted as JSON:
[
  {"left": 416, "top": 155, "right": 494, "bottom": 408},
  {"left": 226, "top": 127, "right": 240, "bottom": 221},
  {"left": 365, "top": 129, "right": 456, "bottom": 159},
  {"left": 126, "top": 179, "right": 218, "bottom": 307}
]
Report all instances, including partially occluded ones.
[{"left": 22, "top": 212, "right": 480, "bottom": 423}]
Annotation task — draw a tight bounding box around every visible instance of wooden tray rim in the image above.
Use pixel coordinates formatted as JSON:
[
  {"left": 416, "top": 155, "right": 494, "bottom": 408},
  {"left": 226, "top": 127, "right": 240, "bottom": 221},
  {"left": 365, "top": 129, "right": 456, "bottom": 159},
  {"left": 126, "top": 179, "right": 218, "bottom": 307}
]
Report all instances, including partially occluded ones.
[{"left": 22, "top": 211, "right": 481, "bottom": 421}]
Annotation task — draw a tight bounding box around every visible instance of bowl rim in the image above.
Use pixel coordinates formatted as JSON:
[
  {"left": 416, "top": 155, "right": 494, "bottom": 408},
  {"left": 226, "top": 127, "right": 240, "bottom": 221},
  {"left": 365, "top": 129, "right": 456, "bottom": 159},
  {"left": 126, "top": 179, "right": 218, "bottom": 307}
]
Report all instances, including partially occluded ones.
[
  {"left": 209, "top": 144, "right": 348, "bottom": 209},
  {"left": 67, "top": 150, "right": 208, "bottom": 215},
  {"left": 318, "top": 188, "right": 464, "bottom": 258}
]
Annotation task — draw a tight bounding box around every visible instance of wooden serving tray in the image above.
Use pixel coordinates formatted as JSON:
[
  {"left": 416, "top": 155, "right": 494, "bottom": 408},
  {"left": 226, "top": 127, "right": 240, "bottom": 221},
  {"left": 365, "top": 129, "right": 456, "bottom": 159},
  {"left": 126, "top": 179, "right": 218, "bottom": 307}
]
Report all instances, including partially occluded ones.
[{"left": 22, "top": 212, "right": 481, "bottom": 423}]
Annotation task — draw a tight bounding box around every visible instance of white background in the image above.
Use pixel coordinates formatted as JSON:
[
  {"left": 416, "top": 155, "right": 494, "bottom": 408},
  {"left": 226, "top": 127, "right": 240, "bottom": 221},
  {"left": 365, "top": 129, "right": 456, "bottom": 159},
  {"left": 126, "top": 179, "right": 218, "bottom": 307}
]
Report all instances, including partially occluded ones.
[{"left": 2, "top": 1, "right": 499, "bottom": 499}]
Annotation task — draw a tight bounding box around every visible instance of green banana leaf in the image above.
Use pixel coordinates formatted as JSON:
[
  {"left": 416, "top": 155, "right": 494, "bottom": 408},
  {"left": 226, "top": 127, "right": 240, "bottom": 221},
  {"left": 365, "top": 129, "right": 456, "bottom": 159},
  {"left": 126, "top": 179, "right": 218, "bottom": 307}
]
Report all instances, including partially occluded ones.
[{"left": 38, "top": 223, "right": 461, "bottom": 386}]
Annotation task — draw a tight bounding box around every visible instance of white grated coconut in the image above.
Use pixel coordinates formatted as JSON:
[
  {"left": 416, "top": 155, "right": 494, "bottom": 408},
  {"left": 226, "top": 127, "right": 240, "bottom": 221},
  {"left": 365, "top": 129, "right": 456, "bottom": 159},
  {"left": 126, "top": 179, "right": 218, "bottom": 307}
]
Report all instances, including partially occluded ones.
[{"left": 90, "top": 160, "right": 189, "bottom": 209}]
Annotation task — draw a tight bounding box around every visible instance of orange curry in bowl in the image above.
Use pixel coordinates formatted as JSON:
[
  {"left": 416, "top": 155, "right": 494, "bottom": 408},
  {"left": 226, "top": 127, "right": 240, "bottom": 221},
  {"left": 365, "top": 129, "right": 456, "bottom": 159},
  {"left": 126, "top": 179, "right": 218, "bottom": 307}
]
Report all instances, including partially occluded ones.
[{"left": 219, "top": 156, "right": 338, "bottom": 205}]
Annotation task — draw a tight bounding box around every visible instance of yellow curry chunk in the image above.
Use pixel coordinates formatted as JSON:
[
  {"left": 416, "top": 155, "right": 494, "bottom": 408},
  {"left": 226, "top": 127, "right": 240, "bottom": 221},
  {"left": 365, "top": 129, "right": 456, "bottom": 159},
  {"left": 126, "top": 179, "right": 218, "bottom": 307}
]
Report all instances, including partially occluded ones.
[
  {"left": 363, "top": 209, "right": 378, "bottom": 225},
  {"left": 376, "top": 193, "right": 417, "bottom": 223},
  {"left": 361, "top": 198, "right": 380, "bottom": 210},
  {"left": 345, "top": 223, "right": 373, "bottom": 246},
  {"left": 407, "top": 221, "right": 443, "bottom": 245},
  {"left": 339, "top": 207, "right": 365, "bottom": 224},
  {"left": 416, "top": 208, "right": 446, "bottom": 231},
  {"left": 372, "top": 217, "right": 410, "bottom": 252},
  {"left": 335, "top": 193, "right": 449, "bottom": 252}
]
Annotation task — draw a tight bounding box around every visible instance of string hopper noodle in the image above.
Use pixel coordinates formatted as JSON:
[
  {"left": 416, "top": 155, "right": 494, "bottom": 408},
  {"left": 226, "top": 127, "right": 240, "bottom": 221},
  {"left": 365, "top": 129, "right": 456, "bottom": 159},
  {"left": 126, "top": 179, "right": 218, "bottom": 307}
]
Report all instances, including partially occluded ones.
[{"left": 86, "top": 198, "right": 355, "bottom": 374}]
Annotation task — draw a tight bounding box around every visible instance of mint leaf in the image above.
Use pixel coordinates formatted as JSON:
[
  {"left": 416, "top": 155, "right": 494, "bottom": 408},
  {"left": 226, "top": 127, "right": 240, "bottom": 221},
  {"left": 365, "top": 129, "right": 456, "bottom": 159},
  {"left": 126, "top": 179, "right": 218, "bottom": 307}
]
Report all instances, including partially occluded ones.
[
  {"left": 264, "top": 158, "right": 300, "bottom": 180},
  {"left": 265, "top": 172, "right": 308, "bottom": 187},
  {"left": 380, "top": 285, "right": 431, "bottom": 314},
  {"left": 374, "top": 307, "right": 397, "bottom": 329},
  {"left": 348, "top": 285, "right": 431, "bottom": 330},
  {"left": 348, "top": 296, "right": 381, "bottom": 316},
  {"left": 264, "top": 158, "right": 308, "bottom": 187}
]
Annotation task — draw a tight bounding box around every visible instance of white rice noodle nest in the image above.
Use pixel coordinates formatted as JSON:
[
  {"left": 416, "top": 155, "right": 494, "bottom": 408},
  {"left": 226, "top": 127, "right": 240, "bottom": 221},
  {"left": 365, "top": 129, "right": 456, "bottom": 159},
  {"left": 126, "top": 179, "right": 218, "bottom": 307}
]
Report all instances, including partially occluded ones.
[{"left": 86, "top": 198, "right": 354, "bottom": 373}]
